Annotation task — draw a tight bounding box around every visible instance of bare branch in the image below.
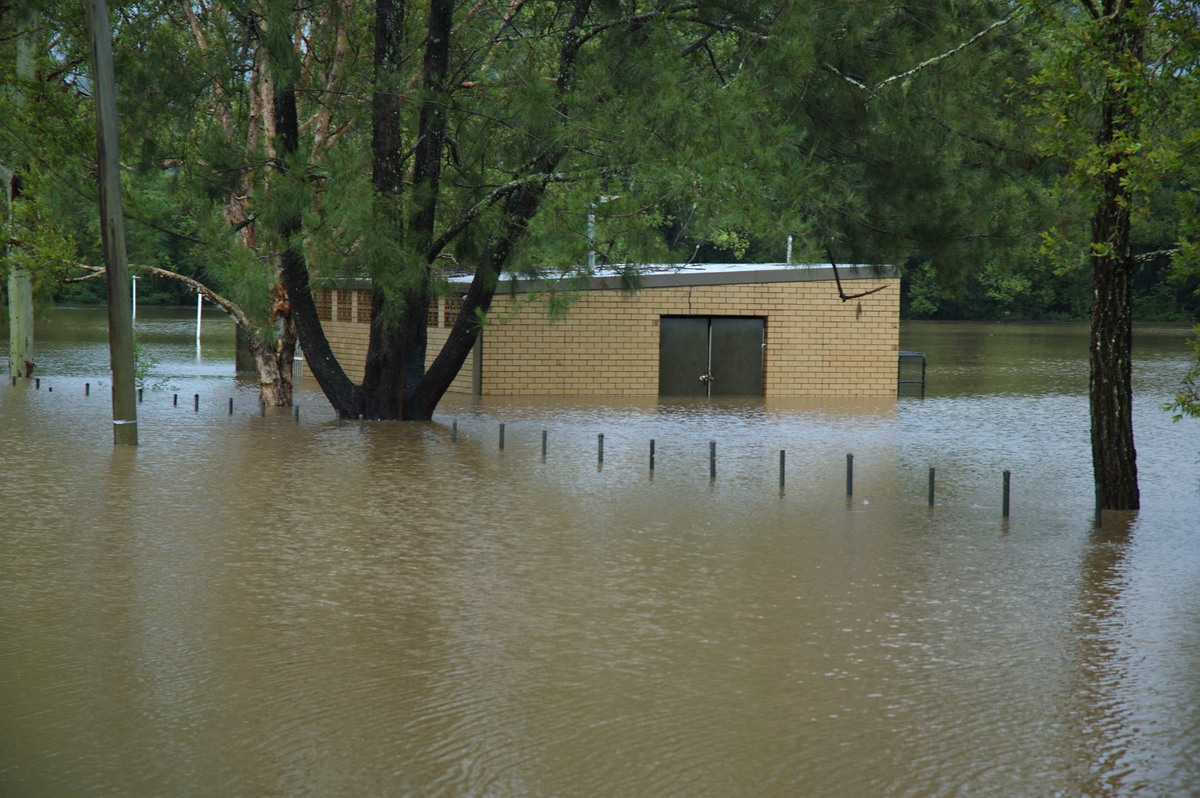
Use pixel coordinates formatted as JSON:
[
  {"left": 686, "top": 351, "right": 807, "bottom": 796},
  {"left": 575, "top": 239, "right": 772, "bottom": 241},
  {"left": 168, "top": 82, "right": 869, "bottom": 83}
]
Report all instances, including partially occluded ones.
[
  {"left": 73, "top": 262, "right": 254, "bottom": 328},
  {"left": 1132, "top": 248, "right": 1179, "bottom": 264},
  {"left": 425, "top": 170, "right": 574, "bottom": 261},
  {"left": 869, "top": 13, "right": 1017, "bottom": 94},
  {"left": 826, "top": 245, "right": 889, "bottom": 301}
]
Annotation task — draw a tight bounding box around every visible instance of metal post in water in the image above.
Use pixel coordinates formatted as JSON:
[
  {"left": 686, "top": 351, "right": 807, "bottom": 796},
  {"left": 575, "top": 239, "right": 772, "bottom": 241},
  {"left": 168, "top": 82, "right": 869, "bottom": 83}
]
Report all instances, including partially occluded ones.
[
  {"left": 541, "top": 430, "right": 547, "bottom": 459},
  {"left": 499, "top": 423, "right": 505, "bottom": 450},
  {"left": 709, "top": 441, "right": 716, "bottom": 481},
  {"left": 85, "top": 383, "right": 90, "bottom": 396},
  {"left": 173, "top": 393, "right": 177, "bottom": 406},
  {"left": 358, "top": 414, "right": 364, "bottom": 431},
  {"left": 846, "top": 453, "right": 854, "bottom": 496},
  {"left": 779, "top": 450, "right": 786, "bottom": 491},
  {"left": 336, "top": 410, "right": 342, "bottom": 427},
  {"left": 1002, "top": 470, "right": 1011, "bottom": 518},
  {"left": 294, "top": 405, "right": 300, "bottom": 424},
  {"left": 194, "top": 393, "right": 199, "bottom": 411},
  {"left": 260, "top": 401, "right": 266, "bottom": 418},
  {"left": 598, "top": 433, "right": 604, "bottom": 465},
  {"left": 451, "top": 419, "right": 457, "bottom": 442},
  {"left": 928, "top": 467, "right": 936, "bottom": 507},
  {"left": 228, "top": 397, "right": 234, "bottom": 415},
  {"left": 649, "top": 439, "right": 655, "bottom": 472},
  {"left": 35, "top": 378, "right": 40, "bottom": 389},
  {"left": 137, "top": 387, "right": 142, "bottom": 403}
]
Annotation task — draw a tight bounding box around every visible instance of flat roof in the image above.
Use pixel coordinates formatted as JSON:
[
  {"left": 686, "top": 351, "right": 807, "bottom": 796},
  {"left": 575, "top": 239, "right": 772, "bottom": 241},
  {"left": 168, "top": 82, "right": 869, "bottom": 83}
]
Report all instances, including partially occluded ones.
[
  {"left": 317, "top": 262, "right": 897, "bottom": 294},
  {"left": 490, "top": 262, "right": 895, "bottom": 293}
]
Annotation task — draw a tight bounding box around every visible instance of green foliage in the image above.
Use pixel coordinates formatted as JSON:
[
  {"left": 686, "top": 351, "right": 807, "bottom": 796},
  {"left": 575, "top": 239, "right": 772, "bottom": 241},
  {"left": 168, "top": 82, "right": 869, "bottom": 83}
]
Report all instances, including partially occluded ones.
[
  {"left": 1164, "top": 330, "right": 1200, "bottom": 422},
  {"left": 1024, "top": 0, "right": 1200, "bottom": 265},
  {"left": 6, "top": 0, "right": 1198, "bottom": 359},
  {"left": 132, "top": 332, "right": 176, "bottom": 392}
]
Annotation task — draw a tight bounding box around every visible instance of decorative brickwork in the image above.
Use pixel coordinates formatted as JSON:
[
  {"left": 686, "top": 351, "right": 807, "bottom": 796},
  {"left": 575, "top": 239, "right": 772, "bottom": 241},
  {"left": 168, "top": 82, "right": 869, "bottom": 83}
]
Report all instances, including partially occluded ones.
[{"left": 315, "top": 290, "right": 332, "bottom": 322}]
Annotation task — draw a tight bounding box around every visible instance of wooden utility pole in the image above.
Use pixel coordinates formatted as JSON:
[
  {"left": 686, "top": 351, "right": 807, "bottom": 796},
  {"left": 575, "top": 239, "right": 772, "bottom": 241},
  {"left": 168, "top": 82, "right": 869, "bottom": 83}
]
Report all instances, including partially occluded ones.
[
  {"left": 87, "top": 0, "right": 138, "bottom": 445},
  {"left": 7, "top": 7, "right": 35, "bottom": 381}
]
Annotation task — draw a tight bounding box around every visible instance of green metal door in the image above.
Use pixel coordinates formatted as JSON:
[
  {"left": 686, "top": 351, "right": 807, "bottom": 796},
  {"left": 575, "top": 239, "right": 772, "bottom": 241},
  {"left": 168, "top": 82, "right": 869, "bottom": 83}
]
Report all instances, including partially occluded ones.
[
  {"left": 658, "top": 317, "right": 711, "bottom": 396},
  {"left": 658, "top": 316, "right": 763, "bottom": 396},
  {"left": 710, "top": 317, "right": 765, "bottom": 396}
]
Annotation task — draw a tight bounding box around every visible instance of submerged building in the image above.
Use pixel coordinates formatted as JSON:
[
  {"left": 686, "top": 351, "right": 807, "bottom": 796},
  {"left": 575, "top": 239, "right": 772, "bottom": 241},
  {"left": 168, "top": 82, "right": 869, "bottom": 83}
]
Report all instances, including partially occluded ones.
[{"left": 310, "top": 263, "right": 900, "bottom": 397}]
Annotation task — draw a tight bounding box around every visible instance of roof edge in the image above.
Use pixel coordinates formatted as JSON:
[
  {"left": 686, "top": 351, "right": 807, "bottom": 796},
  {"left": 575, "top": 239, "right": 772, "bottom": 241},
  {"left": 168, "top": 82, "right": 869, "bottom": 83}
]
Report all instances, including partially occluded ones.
[{"left": 312, "top": 263, "right": 898, "bottom": 295}]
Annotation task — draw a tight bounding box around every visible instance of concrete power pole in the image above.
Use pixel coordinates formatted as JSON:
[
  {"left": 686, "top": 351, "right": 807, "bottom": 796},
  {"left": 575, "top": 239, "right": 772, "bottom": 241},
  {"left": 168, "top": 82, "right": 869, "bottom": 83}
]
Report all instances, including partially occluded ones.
[{"left": 87, "top": 0, "right": 138, "bottom": 445}]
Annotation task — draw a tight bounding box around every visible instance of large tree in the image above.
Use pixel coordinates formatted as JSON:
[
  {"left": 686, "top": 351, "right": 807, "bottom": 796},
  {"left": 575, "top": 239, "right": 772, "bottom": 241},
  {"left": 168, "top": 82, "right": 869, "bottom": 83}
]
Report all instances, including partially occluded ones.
[
  {"left": 269, "top": 0, "right": 786, "bottom": 420},
  {"left": 1026, "top": 0, "right": 1200, "bottom": 509},
  {"left": 265, "top": 0, "right": 1055, "bottom": 421}
]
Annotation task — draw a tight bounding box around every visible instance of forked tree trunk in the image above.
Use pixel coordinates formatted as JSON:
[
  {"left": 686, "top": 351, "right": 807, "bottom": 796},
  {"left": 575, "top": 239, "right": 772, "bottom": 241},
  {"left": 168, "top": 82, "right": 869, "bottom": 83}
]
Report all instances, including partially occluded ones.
[{"left": 277, "top": 0, "right": 592, "bottom": 421}]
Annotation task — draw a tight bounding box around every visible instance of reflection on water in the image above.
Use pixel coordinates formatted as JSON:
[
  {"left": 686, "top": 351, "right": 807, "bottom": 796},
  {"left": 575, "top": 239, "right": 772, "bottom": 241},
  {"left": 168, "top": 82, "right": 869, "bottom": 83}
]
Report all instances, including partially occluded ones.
[{"left": 1, "top": 312, "right": 1198, "bottom": 796}]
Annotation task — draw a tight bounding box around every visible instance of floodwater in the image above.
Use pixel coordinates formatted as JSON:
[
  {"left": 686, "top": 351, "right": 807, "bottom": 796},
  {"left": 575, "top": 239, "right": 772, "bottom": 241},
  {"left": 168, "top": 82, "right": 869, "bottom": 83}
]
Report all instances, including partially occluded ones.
[{"left": 2, "top": 309, "right": 1198, "bottom": 797}]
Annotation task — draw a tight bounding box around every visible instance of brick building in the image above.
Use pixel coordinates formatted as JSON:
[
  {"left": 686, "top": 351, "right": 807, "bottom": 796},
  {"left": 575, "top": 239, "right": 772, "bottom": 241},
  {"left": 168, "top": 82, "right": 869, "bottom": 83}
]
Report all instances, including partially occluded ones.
[{"left": 309, "top": 263, "right": 899, "bottom": 397}]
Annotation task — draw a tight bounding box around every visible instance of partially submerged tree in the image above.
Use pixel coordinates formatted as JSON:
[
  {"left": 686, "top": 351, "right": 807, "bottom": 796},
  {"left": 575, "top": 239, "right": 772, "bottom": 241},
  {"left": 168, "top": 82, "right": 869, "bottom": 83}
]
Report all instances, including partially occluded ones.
[
  {"left": 269, "top": 1, "right": 788, "bottom": 419},
  {"left": 1026, "top": 0, "right": 1200, "bottom": 509},
  {"left": 121, "top": 0, "right": 366, "bottom": 406}
]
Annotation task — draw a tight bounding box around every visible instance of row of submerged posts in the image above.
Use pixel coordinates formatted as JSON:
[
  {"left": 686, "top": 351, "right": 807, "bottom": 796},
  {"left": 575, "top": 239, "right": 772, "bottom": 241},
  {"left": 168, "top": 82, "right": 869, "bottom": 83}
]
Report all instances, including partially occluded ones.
[
  {"left": 468, "top": 419, "right": 1017, "bottom": 517},
  {"left": 30, "top": 380, "right": 1029, "bottom": 519}
]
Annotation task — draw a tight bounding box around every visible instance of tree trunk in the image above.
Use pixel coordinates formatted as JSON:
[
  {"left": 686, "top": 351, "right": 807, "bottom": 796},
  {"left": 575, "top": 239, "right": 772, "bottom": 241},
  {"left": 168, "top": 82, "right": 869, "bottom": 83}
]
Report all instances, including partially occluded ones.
[
  {"left": 246, "top": 314, "right": 297, "bottom": 407},
  {"left": 402, "top": 0, "right": 590, "bottom": 420},
  {"left": 361, "top": 0, "right": 448, "bottom": 420},
  {"left": 1090, "top": 239, "right": 1138, "bottom": 510},
  {"left": 273, "top": 83, "right": 364, "bottom": 419},
  {"left": 1088, "top": 2, "right": 1142, "bottom": 510}
]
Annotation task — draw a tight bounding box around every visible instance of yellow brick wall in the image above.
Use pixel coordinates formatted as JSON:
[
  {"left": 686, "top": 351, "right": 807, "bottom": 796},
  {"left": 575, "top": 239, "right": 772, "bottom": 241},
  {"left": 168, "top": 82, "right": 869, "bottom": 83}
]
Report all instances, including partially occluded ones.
[
  {"left": 309, "top": 280, "right": 899, "bottom": 397},
  {"left": 480, "top": 280, "right": 899, "bottom": 397}
]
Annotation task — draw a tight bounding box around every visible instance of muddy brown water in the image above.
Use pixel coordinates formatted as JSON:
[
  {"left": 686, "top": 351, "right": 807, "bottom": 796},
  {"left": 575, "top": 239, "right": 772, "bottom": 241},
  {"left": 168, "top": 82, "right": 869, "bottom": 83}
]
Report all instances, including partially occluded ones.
[{"left": 2, "top": 309, "right": 1198, "bottom": 796}]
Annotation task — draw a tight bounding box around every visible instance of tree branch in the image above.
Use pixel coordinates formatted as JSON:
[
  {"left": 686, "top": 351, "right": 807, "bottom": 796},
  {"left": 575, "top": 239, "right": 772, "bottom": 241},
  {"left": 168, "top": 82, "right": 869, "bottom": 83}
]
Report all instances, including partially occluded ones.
[
  {"left": 828, "top": 12, "right": 1018, "bottom": 100},
  {"left": 1132, "top": 248, "right": 1179, "bottom": 265},
  {"left": 424, "top": 170, "right": 573, "bottom": 261},
  {"left": 72, "top": 262, "right": 254, "bottom": 328},
  {"left": 870, "top": 13, "right": 1017, "bottom": 93},
  {"left": 826, "top": 244, "right": 889, "bottom": 301}
]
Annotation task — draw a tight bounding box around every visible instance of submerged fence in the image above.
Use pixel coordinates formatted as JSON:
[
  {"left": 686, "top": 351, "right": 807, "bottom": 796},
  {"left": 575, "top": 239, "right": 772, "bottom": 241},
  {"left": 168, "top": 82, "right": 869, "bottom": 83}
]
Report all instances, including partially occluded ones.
[{"left": 9, "top": 376, "right": 1055, "bottom": 524}]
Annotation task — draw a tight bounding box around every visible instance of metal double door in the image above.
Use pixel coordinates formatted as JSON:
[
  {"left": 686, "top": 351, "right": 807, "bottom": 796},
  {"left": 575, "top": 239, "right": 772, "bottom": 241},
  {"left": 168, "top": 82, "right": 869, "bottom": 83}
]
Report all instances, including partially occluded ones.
[{"left": 658, "top": 316, "right": 764, "bottom": 397}]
